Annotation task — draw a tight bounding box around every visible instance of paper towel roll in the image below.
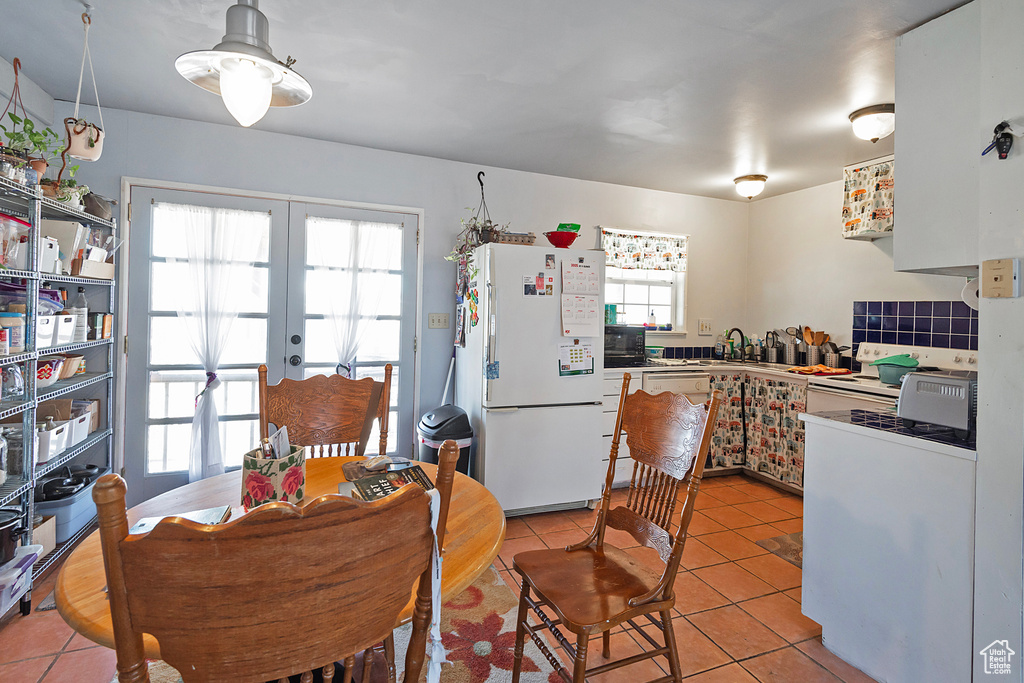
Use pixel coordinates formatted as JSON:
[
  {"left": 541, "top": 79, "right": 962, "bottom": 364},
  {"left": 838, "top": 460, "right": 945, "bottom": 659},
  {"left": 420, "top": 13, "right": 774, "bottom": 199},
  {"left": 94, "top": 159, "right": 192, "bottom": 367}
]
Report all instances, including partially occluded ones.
[{"left": 962, "top": 278, "right": 980, "bottom": 311}]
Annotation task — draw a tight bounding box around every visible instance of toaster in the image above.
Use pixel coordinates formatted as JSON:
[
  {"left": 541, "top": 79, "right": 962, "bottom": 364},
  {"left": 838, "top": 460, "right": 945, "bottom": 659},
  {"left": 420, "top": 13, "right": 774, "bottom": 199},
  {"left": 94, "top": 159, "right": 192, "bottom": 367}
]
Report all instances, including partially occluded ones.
[{"left": 897, "top": 370, "right": 978, "bottom": 437}]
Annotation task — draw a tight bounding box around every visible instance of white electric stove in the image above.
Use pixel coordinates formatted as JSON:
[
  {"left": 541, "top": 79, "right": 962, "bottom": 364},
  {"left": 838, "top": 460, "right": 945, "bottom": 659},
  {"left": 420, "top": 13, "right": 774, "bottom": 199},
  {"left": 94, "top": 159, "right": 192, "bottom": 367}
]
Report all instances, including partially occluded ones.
[{"left": 807, "top": 343, "right": 979, "bottom": 411}]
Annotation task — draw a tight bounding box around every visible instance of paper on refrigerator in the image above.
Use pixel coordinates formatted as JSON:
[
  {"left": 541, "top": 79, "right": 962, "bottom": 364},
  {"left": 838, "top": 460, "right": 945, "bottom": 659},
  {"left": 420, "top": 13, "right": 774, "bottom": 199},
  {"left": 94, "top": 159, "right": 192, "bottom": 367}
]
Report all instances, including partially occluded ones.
[
  {"left": 560, "top": 294, "right": 600, "bottom": 337},
  {"left": 560, "top": 260, "right": 600, "bottom": 336}
]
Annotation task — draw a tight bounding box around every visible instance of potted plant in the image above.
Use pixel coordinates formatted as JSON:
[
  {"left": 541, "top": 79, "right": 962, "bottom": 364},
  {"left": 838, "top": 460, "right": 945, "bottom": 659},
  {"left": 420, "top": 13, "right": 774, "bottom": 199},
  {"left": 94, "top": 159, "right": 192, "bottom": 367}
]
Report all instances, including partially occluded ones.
[
  {"left": 41, "top": 165, "right": 88, "bottom": 208},
  {"left": 0, "top": 113, "right": 62, "bottom": 178}
]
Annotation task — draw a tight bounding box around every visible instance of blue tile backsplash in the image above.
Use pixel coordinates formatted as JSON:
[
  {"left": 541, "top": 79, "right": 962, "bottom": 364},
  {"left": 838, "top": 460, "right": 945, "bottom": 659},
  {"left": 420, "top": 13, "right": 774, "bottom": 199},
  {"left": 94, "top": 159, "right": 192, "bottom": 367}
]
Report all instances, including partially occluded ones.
[{"left": 852, "top": 300, "right": 978, "bottom": 370}]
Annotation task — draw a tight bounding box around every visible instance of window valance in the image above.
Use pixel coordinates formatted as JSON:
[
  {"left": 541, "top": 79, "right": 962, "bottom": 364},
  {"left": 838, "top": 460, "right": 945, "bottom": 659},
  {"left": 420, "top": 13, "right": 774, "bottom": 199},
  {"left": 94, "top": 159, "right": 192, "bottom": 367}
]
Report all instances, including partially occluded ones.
[{"left": 601, "top": 228, "right": 688, "bottom": 272}]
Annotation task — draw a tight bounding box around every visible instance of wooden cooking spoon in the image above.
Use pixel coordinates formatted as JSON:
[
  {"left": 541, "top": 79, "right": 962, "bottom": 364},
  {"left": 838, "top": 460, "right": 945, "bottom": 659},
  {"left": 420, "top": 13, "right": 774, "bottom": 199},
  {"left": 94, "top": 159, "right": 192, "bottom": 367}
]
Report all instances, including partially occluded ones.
[
  {"left": 814, "top": 331, "right": 825, "bottom": 346},
  {"left": 803, "top": 326, "right": 814, "bottom": 345}
]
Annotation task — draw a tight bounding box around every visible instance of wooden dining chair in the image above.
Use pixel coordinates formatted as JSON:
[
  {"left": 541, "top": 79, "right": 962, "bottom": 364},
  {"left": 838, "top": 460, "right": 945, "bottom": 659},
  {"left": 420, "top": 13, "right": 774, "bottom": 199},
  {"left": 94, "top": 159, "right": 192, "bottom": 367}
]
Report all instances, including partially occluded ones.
[
  {"left": 258, "top": 363, "right": 392, "bottom": 458},
  {"left": 510, "top": 374, "right": 723, "bottom": 683},
  {"left": 93, "top": 440, "right": 461, "bottom": 683}
]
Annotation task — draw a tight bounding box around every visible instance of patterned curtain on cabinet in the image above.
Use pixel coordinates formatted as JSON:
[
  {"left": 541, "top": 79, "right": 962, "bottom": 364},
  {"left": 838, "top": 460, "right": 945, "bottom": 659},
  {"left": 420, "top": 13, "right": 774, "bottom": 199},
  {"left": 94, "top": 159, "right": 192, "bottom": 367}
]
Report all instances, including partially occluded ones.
[{"left": 842, "top": 157, "right": 894, "bottom": 237}]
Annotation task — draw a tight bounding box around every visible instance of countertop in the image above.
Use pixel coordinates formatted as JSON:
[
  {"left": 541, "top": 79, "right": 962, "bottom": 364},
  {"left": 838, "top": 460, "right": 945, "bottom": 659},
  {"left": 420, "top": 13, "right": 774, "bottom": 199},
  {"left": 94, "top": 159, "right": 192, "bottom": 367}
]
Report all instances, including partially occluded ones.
[
  {"left": 800, "top": 408, "right": 977, "bottom": 461},
  {"left": 604, "top": 360, "right": 805, "bottom": 380}
]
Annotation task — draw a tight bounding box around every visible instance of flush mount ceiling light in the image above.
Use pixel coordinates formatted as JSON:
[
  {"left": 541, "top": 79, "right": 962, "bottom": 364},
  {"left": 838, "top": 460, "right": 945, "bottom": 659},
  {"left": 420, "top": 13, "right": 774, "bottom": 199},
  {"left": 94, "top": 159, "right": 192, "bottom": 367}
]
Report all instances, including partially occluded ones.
[
  {"left": 174, "top": 0, "right": 312, "bottom": 127},
  {"left": 734, "top": 174, "right": 767, "bottom": 199},
  {"left": 850, "top": 104, "right": 895, "bottom": 143}
]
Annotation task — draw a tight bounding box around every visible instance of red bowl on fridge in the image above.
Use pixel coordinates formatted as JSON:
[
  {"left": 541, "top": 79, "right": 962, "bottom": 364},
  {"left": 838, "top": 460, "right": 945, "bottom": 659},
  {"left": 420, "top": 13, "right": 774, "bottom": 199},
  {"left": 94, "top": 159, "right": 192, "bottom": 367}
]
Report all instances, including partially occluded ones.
[{"left": 544, "top": 231, "right": 578, "bottom": 248}]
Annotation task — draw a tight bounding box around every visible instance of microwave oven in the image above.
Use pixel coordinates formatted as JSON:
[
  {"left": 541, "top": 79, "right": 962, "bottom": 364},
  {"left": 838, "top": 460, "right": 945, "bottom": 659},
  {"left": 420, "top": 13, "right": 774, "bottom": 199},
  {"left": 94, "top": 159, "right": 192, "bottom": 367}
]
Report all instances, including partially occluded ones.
[{"left": 604, "top": 325, "right": 646, "bottom": 368}]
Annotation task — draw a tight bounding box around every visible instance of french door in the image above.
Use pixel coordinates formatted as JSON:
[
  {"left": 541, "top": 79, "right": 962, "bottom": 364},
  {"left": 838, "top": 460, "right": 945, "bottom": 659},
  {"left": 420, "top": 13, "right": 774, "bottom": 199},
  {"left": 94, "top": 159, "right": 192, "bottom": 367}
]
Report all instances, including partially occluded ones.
[{"left": 124, "top": 186, "right": 418, "bottom": 503}]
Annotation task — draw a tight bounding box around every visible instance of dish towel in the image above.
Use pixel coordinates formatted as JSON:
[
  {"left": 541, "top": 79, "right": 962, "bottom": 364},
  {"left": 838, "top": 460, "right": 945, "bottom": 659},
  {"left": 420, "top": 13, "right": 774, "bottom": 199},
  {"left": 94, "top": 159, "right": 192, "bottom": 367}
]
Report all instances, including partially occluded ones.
[{"left": 426, "top": 489, "right": 448, "bottom": 683}]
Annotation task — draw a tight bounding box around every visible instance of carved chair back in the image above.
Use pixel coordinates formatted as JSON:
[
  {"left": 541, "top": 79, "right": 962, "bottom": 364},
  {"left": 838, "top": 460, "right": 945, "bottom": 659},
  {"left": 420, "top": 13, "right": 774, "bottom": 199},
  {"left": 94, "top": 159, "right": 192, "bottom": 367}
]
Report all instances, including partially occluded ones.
[
  {"left": 597, "top": 374, "right": 723, "bottom": 603},
  {"left": 93, "top": 474, "right": 433, "bottom": 683},
  {"left": 258, "top": 363, "right": 391, "bottom": 458}
]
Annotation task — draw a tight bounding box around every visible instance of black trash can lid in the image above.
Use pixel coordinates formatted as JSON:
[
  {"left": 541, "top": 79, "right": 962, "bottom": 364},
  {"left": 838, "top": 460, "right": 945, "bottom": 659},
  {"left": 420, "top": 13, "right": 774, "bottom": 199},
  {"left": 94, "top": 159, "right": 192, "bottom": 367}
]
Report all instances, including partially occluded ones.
[{"left": 418, "top": 404, "right": 473, "bottom": 438}]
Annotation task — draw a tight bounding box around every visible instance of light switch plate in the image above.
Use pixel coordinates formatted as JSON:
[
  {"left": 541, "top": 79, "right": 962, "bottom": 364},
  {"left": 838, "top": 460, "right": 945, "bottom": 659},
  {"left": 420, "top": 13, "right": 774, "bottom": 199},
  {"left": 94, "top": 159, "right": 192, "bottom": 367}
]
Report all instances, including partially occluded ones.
[
  {"left": 698, "top": 318, "right": 713, "bottom": 335},
  {"left": 981, "top": 258, "right": 1021, "bottom": 298},
  {"left": 428, "top": 313, "right": 450, "bottom": 329}
]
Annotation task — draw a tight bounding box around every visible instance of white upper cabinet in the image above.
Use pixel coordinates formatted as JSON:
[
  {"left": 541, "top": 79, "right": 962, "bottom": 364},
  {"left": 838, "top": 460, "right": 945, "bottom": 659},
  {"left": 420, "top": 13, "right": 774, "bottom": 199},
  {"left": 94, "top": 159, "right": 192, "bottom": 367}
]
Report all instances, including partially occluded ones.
[{"left": 894, "top": 2, "right": 980, "bottom": 276}]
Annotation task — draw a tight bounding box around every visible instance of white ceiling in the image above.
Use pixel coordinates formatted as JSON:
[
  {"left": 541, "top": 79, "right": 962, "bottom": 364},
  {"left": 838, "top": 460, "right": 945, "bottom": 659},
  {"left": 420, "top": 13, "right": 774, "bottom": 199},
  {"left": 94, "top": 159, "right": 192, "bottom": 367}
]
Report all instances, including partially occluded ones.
[{"left": 0, "top": 0, "right": 962, "bottom": 201}]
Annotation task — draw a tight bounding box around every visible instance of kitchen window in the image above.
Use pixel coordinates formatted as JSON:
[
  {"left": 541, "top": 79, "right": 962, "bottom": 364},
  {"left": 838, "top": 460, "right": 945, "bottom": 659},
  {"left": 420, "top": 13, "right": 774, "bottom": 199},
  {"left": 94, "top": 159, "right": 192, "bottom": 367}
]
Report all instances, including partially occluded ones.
[{"left": 601, "top": 227, "right": 688, "bottom": 329}]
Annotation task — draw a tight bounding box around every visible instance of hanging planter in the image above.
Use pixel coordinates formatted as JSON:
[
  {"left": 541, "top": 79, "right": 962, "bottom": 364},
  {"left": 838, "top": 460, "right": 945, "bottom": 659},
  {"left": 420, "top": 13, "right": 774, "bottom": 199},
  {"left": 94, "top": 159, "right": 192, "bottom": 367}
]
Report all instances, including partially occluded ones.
[
  {"left": 0, "top": 59, "right": 63, "bottom": 184},
  {"left": 446, "top": 172, "right": 513, "bottom": 264},
  {"left": 57, "top": 11, "right": 106, "bottom": 189}
]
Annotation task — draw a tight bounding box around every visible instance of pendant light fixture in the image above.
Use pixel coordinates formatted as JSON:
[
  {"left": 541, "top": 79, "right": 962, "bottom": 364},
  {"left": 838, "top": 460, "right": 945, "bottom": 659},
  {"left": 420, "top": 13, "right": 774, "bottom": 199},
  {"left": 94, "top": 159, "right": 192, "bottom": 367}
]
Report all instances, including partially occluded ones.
[
  {"left": 849, "top": 104, "right": 895, "bottom": 143},
  {"left": 734, "top": 174, "right": 767, "bottom": 199},
  {"left": 174, "top": 0, "right": 312, "bottom": 127}
]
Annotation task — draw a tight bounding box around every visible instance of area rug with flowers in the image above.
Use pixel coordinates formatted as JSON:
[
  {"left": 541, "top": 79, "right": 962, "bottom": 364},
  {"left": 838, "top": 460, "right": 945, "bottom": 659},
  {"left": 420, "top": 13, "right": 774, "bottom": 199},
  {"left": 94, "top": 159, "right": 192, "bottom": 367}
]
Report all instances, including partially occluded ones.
[{"left": 115, "top": 565, "right": 557, "bottom": 683}]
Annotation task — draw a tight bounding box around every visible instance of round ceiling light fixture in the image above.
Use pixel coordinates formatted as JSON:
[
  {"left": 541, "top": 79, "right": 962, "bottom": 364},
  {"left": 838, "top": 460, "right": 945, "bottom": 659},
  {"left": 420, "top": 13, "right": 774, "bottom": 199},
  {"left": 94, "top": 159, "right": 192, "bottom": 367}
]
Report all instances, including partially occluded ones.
[
  {"left": 734, "top": 174, "right": 767, "bottom": 199},
  {"left": 850, "top": 104, "right": 895, "bottom": 143},
  {"left": 174, "top": 0, "right": 312, "bottom": 127}
]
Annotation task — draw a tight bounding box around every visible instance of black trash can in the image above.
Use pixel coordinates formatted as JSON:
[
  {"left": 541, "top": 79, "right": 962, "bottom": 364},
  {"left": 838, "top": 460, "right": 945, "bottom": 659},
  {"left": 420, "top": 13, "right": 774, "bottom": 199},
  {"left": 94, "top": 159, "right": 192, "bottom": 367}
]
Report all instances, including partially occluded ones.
[{"left": 417, "top": 404, "right": 473, "bottom": 476}]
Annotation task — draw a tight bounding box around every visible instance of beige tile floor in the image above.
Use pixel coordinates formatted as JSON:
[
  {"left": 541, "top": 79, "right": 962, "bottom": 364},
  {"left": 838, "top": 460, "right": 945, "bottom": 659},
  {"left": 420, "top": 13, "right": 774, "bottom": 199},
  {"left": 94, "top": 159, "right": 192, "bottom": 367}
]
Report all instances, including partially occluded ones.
[
  {"left": 0, "top": 474, "right": 877, "bottom": 682},
  {"left": 494, "top": 475, "right": 878, "bottom": 682}
]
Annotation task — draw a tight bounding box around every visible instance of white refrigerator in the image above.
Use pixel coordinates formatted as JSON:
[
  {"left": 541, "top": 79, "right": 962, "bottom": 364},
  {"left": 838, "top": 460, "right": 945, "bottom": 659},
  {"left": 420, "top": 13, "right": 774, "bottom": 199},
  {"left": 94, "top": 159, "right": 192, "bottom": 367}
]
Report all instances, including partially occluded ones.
[{"left": 455, "top": 243, "right": 605, "bottom": 514}]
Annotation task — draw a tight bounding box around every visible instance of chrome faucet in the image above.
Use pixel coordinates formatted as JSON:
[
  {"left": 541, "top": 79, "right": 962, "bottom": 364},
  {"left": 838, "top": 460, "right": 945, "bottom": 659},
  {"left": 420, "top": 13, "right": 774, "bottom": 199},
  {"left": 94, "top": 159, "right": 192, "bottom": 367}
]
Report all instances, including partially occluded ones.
[{"left": 726, "top": 327, "right": 746, "bottom": 362}]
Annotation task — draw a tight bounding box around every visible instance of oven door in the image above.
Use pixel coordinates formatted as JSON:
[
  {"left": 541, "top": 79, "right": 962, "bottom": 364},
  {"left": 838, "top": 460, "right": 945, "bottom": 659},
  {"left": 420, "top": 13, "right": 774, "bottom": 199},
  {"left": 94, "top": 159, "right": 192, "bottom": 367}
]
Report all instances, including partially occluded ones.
[{"left": 806, "top": 386, "right": 897, "bottom": 413}]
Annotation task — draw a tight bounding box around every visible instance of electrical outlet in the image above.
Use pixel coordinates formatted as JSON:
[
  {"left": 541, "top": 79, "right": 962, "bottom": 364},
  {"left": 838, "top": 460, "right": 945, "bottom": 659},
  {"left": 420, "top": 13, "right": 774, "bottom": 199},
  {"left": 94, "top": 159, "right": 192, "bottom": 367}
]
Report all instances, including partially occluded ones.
[
  {"left": 428, "top": 313, "right": 450, "bottom": 329},
  {"left": 698, "top": 318, "right": 713, "bottom": 335}
]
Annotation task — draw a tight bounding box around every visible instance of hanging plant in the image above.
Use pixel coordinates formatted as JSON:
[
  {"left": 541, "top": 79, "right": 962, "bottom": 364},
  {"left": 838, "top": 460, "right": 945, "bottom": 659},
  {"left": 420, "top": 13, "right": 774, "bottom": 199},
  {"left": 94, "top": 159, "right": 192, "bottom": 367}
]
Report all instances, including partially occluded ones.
[{"left": 445, "top": 171, "right": 510, "bottom": 264}]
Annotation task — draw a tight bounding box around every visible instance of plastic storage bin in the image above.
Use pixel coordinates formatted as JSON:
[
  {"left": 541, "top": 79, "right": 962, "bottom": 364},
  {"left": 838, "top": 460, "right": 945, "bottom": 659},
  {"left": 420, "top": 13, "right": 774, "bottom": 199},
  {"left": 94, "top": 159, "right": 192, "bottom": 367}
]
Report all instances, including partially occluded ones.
[
  {"left": 35, "top": 421, "right": 70, "bottom": 464},
  {"left": 417, "top": 404, "right": 473, "bottom": 476},
  {"left": 53, "top": 314, "right": 76, "bottom": 346},
  {"left": 35, "top": 470, "right": 107, "bottom": 543},
  {"left": 66, "top": 413, "right": 91, "bottom": 447},
  {"left": 36, "top": 315, "right": 56, "bottom": 348}
]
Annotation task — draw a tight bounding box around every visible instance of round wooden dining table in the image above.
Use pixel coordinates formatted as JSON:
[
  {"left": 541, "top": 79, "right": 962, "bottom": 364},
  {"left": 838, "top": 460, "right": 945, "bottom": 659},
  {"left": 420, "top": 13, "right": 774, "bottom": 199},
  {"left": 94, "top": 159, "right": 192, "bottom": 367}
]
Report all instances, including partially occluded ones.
[{"left": 55, "top": 456, "right": 506, "bottom": 657}]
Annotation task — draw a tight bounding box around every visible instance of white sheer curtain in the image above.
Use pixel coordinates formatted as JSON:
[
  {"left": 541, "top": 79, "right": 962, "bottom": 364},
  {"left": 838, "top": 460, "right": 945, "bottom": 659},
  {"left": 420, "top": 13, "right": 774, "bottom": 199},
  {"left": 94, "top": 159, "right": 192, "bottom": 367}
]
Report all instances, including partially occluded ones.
[
  {"left": 154, "top": 202, "right": 268, "bottom": 483},
  {"left": 307, "top": 216, "right": 400, "bottom": 377}
]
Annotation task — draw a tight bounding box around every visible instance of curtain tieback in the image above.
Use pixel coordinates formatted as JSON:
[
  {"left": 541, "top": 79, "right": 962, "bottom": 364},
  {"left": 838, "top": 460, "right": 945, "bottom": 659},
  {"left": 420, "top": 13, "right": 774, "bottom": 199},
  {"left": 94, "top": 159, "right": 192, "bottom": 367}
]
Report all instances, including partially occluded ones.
[
  {"left": 336, "top": 362, "right": 352, "bottom": 378},
  {"left": 195, "top": 371, "right": 220, "bottom": 407}
]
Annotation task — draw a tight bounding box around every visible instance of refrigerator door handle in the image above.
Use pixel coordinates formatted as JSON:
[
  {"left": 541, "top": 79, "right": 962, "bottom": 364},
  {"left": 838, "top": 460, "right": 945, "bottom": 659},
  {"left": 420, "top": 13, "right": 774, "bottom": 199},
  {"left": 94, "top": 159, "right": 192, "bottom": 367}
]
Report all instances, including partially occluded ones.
[
  {"left": 486, "top": 247, "right": 497, "bottom": 401},
  {"left": 484, "top": 407, "right": 519, "bottom": 413}
]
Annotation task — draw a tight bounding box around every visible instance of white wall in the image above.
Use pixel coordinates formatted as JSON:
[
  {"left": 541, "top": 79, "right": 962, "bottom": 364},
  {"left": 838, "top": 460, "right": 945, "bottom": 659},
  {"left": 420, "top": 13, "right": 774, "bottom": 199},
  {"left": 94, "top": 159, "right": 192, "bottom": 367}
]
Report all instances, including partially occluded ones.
[
  {"left": 974, "top": 0, "right": 1024, "bottom": 675},
  {"left": 58, "top": 101, "right": 747, "bottom": 438},
  {"left": 746, "top": 181, "right": 964, "bottom": 349}
]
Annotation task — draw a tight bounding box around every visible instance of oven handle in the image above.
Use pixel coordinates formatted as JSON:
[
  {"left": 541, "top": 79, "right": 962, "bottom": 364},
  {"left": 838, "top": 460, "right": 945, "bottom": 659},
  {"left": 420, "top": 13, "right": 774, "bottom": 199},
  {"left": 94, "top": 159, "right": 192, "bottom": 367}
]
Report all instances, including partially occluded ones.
[{"left": 807, "top": 385, "right": 897, "bottom": 407}]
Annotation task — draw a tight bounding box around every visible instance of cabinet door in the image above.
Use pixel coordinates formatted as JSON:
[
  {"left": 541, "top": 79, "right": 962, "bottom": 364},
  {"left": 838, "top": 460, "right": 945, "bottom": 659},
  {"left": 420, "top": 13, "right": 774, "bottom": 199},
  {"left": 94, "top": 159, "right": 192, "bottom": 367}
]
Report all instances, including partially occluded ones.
[
  {"left": 708, "top": 372, "right": 745, "bottom": 469},
  {"left": 894, "top": 1, "right": 980, "bottom": 275}
]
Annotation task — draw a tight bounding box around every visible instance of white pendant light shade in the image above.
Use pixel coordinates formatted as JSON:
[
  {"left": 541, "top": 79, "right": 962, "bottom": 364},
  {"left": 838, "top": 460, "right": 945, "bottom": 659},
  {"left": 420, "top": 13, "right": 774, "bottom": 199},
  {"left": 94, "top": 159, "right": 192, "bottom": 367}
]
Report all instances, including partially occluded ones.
[
  {"left": 174, "top": 1, "right": 312, "bottom": 128},
  {"left": 850, "top": 104, "right": 895, "bottom": 143},
  {"left": 734, "top": 174, "right": 767, "bottom": 199},
  {"left": 219, "top": 58, "right": 273, "bottom": 127}
]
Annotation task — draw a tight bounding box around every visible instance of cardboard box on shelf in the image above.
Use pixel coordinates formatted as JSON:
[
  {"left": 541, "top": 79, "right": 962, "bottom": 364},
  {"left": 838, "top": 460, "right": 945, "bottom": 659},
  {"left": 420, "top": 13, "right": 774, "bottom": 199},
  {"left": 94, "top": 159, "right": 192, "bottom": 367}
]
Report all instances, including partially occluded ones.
[
  {"left": 32, "top": 515, "right": 56, "bottom": 559},
  {"left": 2, "top": 398, "right": 102, "bottom": 434},
  {"left": 70, "top": 258, "right": 114, "bottom": 280}
]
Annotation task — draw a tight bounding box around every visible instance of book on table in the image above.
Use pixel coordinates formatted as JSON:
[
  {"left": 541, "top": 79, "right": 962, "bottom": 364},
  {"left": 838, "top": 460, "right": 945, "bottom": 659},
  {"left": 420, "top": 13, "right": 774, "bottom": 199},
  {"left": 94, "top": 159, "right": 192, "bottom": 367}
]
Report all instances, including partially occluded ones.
[
  {"left": 128, "top": 505, "right": 232, "bottom": 535},
  {"left": 340, "top": 465, "right": 435, "bottom": 502}
]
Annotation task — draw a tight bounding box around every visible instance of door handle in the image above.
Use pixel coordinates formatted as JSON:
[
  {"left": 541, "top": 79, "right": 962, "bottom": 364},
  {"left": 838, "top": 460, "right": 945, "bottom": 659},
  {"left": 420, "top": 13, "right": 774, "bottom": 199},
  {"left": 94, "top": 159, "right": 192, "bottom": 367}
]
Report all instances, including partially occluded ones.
[{"left": 289, "top": 355, "right": 302, "bottom": 366}]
